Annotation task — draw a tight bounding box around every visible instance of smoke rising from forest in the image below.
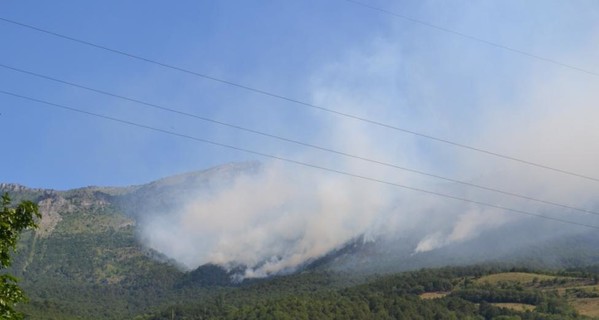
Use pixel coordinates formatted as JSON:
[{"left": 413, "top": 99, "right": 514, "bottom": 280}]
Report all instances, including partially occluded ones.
[{"left": 138, "top": 2, "right": 599, "bottom": 278}]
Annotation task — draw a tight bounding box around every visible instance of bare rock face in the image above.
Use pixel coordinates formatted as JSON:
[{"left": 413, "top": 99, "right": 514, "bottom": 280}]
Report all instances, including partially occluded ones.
[
  {"left": 36, "top": 194, "right": 69, "bottom": 238},
  {"left": 1, "top": 162, "right": 261, "bottom": 238},
  {"left": 0, "top": 183, "right": 26, "bottom": 193},
  {"left": 0, "top": 183, "right": 45, "bottom": 198},
  {"left": 0, "top": 184, "right": 61, "bottom": 237},
  {"left": 0, "top": 183, "right": 119, "bottom": 237}
]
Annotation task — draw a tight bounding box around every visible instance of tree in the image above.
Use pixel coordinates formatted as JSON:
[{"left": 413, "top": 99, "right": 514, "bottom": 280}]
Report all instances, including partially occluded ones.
[{"left": 0, "top": 193, "right": 40, "bottom": 319}]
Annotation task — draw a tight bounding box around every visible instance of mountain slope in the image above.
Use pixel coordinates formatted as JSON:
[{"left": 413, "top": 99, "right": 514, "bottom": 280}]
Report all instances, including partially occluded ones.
[
  {"left": 2, "top": 161, "right": 599, "bottom": 318},
  {"left": 2, "top": 162, "right": 260, "bottom": 319}
]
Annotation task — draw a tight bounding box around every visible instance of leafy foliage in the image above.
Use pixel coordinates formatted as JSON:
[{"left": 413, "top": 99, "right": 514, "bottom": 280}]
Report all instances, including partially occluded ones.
[{"left": 0, "top": 193, "right": 40, "bottom": 319}]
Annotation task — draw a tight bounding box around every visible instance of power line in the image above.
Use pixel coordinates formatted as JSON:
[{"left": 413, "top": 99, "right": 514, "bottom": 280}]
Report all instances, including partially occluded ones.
[
  {"left": 1, "top": 89, "right": 598, "bottom": 231},
  {"left": 1, "top": 17, "right": 598, "bottom": 183},
  {"left": 344, "top": 0, "right": 599, "bottom": 78},
  {"left": 2, "top": 63, "right": 598, "bottom": 217}
]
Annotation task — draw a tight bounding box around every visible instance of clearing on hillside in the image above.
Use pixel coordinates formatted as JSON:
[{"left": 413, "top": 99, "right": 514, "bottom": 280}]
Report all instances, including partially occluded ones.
[
  {"left": 491, "top": 303, "right": 536, "bottom": 312},
  {"left": 570, "top": 297, "right": 599, "bottom": 318},
  {"left": 419, "top": 292, "right": 449, "bottom": 300},
  {"left": 476, "top": 272, "right": 560, "bottom": 285}
]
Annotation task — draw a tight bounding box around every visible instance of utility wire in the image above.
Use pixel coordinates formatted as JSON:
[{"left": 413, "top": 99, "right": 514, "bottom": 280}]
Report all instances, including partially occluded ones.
[
  {"left": 344, "top": 0, "right": 599, "bottom": 78},
  {"left": 1, "top": 17, "right": 598, "bottom": 183},
  {"left": 1, "top": 89, "right": 599, "bottom": 231},
  {"left": 2, "top": 63, "right": 598, "bottom": 217}
]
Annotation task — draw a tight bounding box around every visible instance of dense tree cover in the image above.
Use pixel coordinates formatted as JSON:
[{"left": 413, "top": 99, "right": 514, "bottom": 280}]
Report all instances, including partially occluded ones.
[
  {"left": 141, "top": 266, "right": 595, "bottom": 320},
  {"left": 13, "top": 228, "right": 209, "bottom": 320},
  {"left": 5, "top": 190, "right": 232, "bottom": 320},
  {"left": 453, "top": 288, "right": 544, "bottom": 305},
  {"left": 12, "top": 228, "right": 599, "bottom": 320},
  {"left": 0, "top": 193, "right": 40, "bottom": 319},
  {"left": 3, "top": 185, "right": 598, "bottom": 319},
  {"left": 11, "top": 230, "right": 599, "bottom": 320}
]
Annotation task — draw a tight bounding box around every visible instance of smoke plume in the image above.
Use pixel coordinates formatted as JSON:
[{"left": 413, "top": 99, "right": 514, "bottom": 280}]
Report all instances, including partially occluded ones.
[{"left": 138, "top": 1, "right": 599, "bottom": 278}]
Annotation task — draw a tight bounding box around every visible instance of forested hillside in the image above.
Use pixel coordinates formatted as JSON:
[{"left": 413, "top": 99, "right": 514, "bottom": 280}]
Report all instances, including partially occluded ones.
[
  {"left": 1, "top": 165, "right": 599, "bottom": 319},
  {"left": 1, "top": 164, "right": 257, "bottom": 319},
  {"left": 140, "top": 266, "right": 599, "bottom": 319}
]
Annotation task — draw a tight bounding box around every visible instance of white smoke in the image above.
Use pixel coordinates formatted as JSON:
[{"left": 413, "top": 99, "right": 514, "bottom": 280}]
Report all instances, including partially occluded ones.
[
  {"left": 138, "top": 1, "right": 599, "bottom": 277},
  {"left": 141, "top": 161, "right": 393, "bottom": 277}
]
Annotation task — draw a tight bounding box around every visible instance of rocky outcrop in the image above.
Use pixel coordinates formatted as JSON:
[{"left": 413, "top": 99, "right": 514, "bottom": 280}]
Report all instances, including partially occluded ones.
[{"left": 36, "top": 194, "right": 69, "bottom": 237}]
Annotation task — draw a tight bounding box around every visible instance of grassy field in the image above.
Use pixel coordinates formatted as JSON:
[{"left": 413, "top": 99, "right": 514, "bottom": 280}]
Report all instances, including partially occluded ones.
[
  {"left": 557, "top": 284, "right": 599, "bottom": 295},
  {"left": 491, "top": 303, "right": 536, "bottom": 312},
  {"left": 419, "top": 292, "right": 449, "bottom": 300},
  {"left": 475, "top": 272, "right": 559, "bottom": 285},
  {"left": 420, "top": 271, "right": 599, "bottom": 318},
  {"left": 570, "top": 297, "right": 599, "bottom": 318}
]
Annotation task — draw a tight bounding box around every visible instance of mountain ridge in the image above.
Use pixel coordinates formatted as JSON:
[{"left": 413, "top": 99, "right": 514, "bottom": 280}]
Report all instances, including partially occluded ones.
[{"left": 2, "top": 161, "right": 599, "bottom": 319}]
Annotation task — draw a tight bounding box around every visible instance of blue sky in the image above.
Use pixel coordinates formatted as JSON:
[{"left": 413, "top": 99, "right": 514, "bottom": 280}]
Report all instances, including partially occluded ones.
[{"left": 2, "top": 0, "right": 599, "bottom": 190}]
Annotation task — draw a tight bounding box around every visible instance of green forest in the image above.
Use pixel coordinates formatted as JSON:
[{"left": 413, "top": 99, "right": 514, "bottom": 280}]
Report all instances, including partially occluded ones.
[
  {"left": 2, "top": 182, "right": 598, "bottom": 319},
  {"left": 15, "top": 262, "right": 599, "bottom": 319},
  {"left": 136, "top": 266, "right": 599, "bottom": 320}
]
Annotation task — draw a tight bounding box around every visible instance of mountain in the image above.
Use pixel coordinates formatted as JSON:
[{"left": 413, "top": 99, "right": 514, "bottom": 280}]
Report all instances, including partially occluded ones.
[
  {"left": 2, "top": 161, "right": 599, "bottom": 319},
  {"left": 2, "top": 162, "right": 260, "bottom": 319}
]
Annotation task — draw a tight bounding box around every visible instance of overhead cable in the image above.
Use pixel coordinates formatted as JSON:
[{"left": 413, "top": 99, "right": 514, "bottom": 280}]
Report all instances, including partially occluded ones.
[
  {"left": 2, "top": 63, "right": 598, "bottom": 216},
  {"left": 1, "top": 17, "right": 598, "bottom": 183},
  {"left": 2, "top": 89, "right": 598, "bottom": 230}
]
